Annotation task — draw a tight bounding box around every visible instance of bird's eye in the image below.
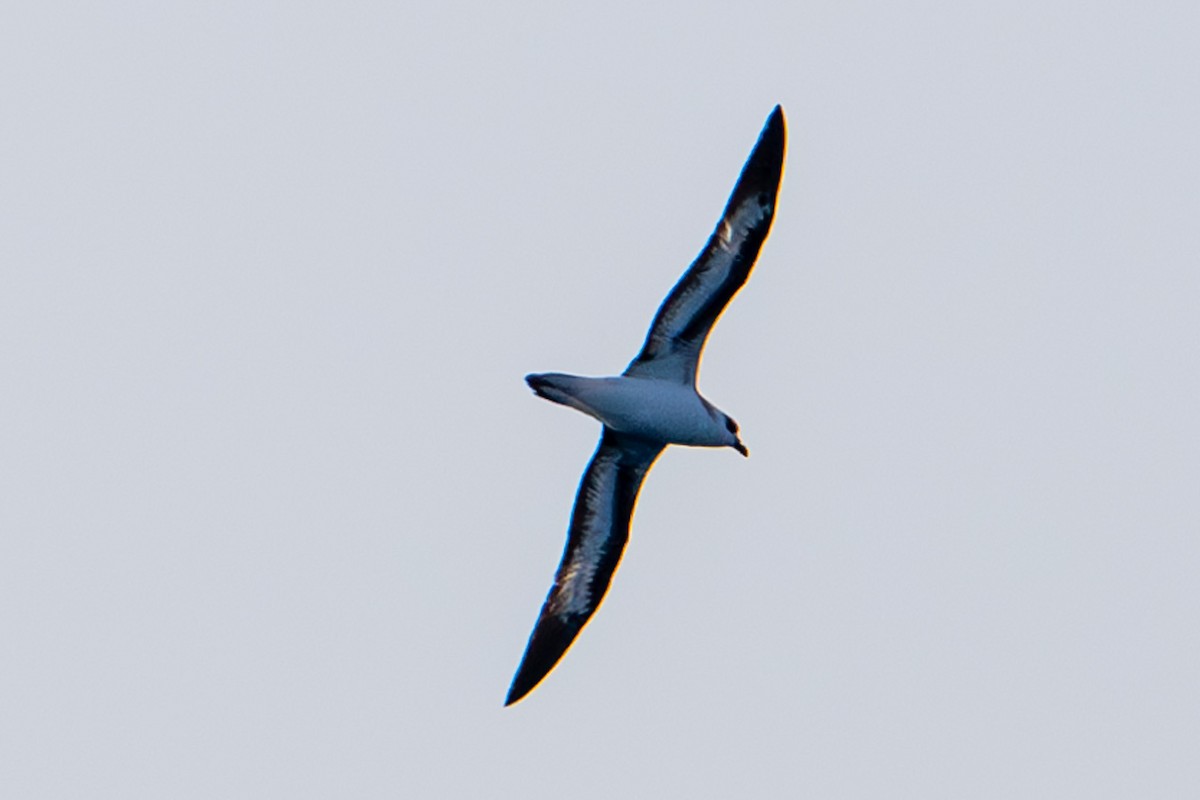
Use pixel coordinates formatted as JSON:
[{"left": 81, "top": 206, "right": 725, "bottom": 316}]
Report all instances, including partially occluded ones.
[{"left": 725, "top": 416, "right": 739, "bottom": 434}]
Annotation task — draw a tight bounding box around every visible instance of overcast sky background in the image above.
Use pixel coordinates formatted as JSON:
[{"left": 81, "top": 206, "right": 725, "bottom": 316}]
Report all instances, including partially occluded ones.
[{"left": 3, "top": 3, "right": 1198, "bottom": 798}]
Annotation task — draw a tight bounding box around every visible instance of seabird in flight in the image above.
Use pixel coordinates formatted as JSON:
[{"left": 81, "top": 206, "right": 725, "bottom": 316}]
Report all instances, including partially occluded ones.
[{"left": 506, "top": 106, "right": 786, "bottom": 706}]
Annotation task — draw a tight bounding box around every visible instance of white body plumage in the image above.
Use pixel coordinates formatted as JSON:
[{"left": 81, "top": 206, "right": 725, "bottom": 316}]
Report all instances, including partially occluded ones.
[{"left": 525, "top": 372, "right": 743, "bottom": 451}]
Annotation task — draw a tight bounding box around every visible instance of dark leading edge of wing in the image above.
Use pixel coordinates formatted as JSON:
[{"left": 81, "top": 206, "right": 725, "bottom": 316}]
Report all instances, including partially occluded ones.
[
  {"left": 505, "top": 430, "right": 664, "bottom": 706},
  {"left": 624, "top": 105, "right": 786, "bottom": 385}
]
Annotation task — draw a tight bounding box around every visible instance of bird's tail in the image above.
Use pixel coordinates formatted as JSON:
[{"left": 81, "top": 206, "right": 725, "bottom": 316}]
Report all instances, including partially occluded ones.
[
  {"left": 524, "top": 373, "right": 603, "bottom": 420},
  {"left": 525, "top": 373, "right": 577, "bottom": 405}
]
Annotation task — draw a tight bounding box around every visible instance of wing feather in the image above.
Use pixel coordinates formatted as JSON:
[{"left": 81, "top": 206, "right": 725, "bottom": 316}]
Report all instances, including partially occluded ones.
[
  {"left": 624, "top": 105, "right": 786, "bottom": 384},
  {"left": 505, "top": 429, "right": 664, "bottom": 705}
]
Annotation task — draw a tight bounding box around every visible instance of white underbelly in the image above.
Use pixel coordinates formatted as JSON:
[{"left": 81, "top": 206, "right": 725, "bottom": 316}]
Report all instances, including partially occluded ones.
[{"left": 568, "top": 376, "right": 727, "bottom": 446}]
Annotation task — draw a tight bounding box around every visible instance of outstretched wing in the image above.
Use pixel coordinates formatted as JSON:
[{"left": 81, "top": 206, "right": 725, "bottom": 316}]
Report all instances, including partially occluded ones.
[
  {"left": 505, "top": 429, "right": 664, "bottom": 706},
  {"left": 624, "top": 105, "right": 786, "bottom": 385}
]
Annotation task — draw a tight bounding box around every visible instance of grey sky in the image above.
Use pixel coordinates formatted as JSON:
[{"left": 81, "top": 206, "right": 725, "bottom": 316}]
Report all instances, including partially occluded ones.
[{"left": 2, "top": 2, "right": 1198, "bottom": 797}]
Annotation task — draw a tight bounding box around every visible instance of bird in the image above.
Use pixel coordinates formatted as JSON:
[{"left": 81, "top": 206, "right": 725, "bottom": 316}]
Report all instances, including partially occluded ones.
[{"left": 506, "top": 106, "right": 786, "bottom": 706}]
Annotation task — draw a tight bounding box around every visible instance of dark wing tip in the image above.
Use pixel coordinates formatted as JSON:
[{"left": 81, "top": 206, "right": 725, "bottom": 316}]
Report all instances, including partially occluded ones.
[
  {"left": 711, "top": 106, "right": 785, "bottom": 231},
  {"left": 505, "top": 613, "right": 583, "bottom": 706},
  {"left": 767, "top": 106, "right": 786, "bottom": 163},
  {"left": 725, "top": 105, "right": 786, "bottom": 213}
]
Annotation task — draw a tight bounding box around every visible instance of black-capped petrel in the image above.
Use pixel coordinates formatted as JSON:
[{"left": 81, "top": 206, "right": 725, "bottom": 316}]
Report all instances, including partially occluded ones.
[{"left": 506, "top": 106, "right": 786, "bottom": 706}]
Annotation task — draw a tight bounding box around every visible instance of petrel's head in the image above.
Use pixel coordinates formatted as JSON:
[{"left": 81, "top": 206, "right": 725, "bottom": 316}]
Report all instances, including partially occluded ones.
[{"left": 724, "top": 415, "right": 749, "bottom": 458}]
